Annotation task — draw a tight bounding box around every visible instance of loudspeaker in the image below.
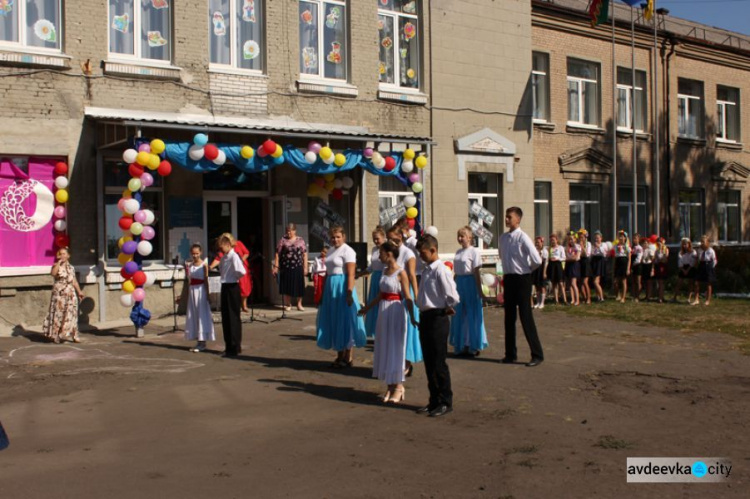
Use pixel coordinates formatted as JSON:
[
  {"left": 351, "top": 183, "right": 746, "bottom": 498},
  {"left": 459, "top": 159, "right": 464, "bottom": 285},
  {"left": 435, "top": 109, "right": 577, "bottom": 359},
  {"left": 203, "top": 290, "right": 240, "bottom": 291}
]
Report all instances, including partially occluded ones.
[{"left": 348, "top": 242, "right": 369, "bottom": 271}]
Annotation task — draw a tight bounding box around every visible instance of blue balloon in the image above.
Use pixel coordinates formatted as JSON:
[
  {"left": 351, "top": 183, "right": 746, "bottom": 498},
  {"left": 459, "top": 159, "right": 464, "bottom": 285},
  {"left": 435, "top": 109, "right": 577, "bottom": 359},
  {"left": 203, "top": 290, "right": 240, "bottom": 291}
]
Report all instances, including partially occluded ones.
[
  {"left": 273, "top": 155, "right": 284, "bottom": 165},
  {"left": 193, "top": 133, "right": 208, "bottom": 147}
]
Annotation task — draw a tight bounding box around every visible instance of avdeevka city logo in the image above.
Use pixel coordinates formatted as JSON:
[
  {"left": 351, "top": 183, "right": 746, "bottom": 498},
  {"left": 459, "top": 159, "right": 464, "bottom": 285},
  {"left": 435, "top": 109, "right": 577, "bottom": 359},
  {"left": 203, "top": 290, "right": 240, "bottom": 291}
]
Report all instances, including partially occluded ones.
[
  {"left": 626, "top": 458, "right": 732, "bottom": 483},
  {"left": 691, "top": 461, "right": 707, "bottom": 478}
]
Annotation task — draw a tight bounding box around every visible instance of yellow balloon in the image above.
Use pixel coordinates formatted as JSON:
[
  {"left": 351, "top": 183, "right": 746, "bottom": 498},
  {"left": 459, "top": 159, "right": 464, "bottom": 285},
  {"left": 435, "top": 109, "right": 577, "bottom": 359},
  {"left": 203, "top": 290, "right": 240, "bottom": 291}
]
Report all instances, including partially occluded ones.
[
  {"left": 55, "top": 189, "right": 69, "bottom": 203},
  {"left": 122, "top": 189, "right": 132, "bottom": 199},
  {"left": 325, "top": 181, "right": 335, "bottom": 192},
  {"left": 403, "top": 149, "right": 415, "bottom": 160},
  {"left": 150, "top": 139, "right": 165, "bottom": 154},
  {"left": 323, "top": 173, "right": 335, "bottom": 182},
  {"left": 406, "top": 207, "right": 418, "bottom": 219},
  {"left": 118, "top": 236, "right": 133, "bottom": 248},
  {"left": 415, "top": 156, "right": 428, "bottom": 169},
  {"left": 122, "top": 279, "right": 135, "bottom": 293},
  {"left": 118, "top": 253, "right": 133, "bottom": 265},
  {"left": 136, "top": 151, "right": 150, "bottom": 166},
  {"left": 334, "top": 153, "right": 346, "bottom": 167},
  {"left": 272, "top": 144, "right": 283, "bottom": 158},
  {"left": 240, "top": 146, "right": 254, "bottom": 159},
  {"left": 319, "top": 147, "right": 333, "bottom": 160},
  {"left": 147, "top": 154, "right": 161, "bottom": 170}
]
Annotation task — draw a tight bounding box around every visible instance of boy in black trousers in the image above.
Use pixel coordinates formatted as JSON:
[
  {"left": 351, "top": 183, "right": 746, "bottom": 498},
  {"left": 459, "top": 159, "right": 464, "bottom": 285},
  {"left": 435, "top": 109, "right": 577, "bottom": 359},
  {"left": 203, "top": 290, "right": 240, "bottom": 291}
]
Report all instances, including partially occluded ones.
[{"left": 415, "top": 235, "right": 460, "bottom": 417}]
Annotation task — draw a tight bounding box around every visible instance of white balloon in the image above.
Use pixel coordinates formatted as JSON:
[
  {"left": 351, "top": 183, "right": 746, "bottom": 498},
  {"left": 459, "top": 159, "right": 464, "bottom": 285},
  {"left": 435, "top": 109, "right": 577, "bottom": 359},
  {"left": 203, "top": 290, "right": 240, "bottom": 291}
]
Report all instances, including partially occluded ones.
[
  {"left": 213, "top": 149, "right": 226, "bottom": 166},
  {"left": 401, "top": 161, "right": 414, "bottom": 173},
  {"left": 333, "top": 179, "right": 343, "bottom": 189},
  {"left": 371, "top": 152, "right": 383, "bottom": 164},
  {"left": 137, "top": 240, "right": 153, "bottom": 256},
  {"left": 123, "top": 199, "right": 140, "bottom": 215},
  {"left": 481, "top": 273, "right": 498, "bottom": 288},
  {"left": 403, "top": 195, "right": 417, "bottom": 208},
  {"left": 373, "top": 160, "right": 384, "bottom": 170},
  {"left": 377, "top": 158, "right": 386, "bottom": 168},
  {"left": 425, "top": 225, "right": 439, "bottom": 237},
  {"left": 142, "top": 210, "right": 155, "bottom": 226},
  {"left": 304, "top": 151, "right": 317, "bottom": 164},
  {"left": 188, "top": 145, "right": 205, "bottom": 161},
  {"left": 120, "top": 294, "right": 134, "bottom": 307},
  {"left": 342, "top": 177, "right": 354, "bottom": 189},
  {"left": 408, "top": 229, "right": 417, "bottom": 238},
  {"left": 322, "top": 154, "right": 335, "bottom": 165},
  {"left": 123, "top": 149, "right": 138, "bottom": 164},
  {"left": 54, "top": 176, "right": 69, "bottom": 189},
  {"left": 144, "top": 273, "right": 157, "bottom": 287},
  {"left": 54, "top": 219, "right": 67, "bottom": 232}
]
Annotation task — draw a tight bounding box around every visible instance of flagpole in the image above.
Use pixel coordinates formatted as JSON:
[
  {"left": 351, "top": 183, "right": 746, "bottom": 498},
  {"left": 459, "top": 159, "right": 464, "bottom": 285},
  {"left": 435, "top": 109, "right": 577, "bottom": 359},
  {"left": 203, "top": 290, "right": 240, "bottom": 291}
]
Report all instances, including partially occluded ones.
[
  {"left": 611, "top": 0, "right": 618, "bottom": 240},
  {"left": 653, "top": 4, "right": 660, "bottom": 236},
  {"left": 631, "top": 6, "right": 638, "bottom": 235}
]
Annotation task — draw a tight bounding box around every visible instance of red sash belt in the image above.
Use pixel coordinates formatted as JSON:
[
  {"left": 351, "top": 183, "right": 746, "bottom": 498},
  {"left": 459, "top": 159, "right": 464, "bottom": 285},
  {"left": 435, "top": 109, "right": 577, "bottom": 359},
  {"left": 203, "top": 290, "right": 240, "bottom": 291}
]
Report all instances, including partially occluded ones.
[
  {"left": 381, "top": 292, "right": 401, "bottom": 301},
  {"left": 190, "top": 279, "right": 205, "bottom": 285}
]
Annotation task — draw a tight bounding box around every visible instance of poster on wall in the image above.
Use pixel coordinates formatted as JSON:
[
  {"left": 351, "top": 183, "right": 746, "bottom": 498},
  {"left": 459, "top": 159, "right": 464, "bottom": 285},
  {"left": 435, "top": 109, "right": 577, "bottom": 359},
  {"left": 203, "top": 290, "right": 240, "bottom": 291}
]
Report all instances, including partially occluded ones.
[{"left": 0, "top": 158, "right": 58, "bottom": 268}]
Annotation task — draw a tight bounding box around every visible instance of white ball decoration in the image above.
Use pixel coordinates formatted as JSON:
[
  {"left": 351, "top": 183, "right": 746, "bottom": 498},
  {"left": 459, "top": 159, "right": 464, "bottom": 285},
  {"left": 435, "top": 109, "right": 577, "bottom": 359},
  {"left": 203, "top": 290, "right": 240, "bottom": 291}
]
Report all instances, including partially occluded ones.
[
  {"left": 123, "top": 149, "right": 138, "bottom": 164},
  {"left": 333, "top": 179, "right": 343, "bottom": 189},
  {"left": 213, "top": 149, "right": 226, "bottom": 166},
  {"left": 373, "top": 159, "right": 385, "bottom": 170},
  {"left": 123, "top": 199, "right": 140, "bottom": 215},
  {"left": 342, "top": 177, "right": 354, "bottom": 189},
  {"left": 144, "top": 273, "right": 157, "bottom": 287},
  {"left": 322, "top": 154, "right": 335, "bottom": 165},
  {"left": 120, "top": 294, "right": 134, "bottom": 307},
  {"left": 401, "top": 161, "right": 414, "bottom": 173},
  {"left": 371, "top": 152, "right": 383, "bottom": 164},
  {"left": 425, "top": 225, "right": 439, "bottom": 237},
  {"left": 403, "top": 195, "right": 417, "bottom": 208},
  {"left": 141, "top": 209, "right": 155, "bottom": 226},
  {"left": 188, "top": 145, "right": 205, "bottom": 161},
  {"left": 304, "top": 151, "right": 318, "bottom": 164},
  {"left": 137, "top": 240, "right": 153, "bottom": 256},
  {"left": 481, "top": 273, "right": 498, "bottom": 288},
  {"left": 54, "top": 220, "right": 67, "bottom": 232},
  {"left": 54, "top": 176, "right": 69, "bottom": 189}
]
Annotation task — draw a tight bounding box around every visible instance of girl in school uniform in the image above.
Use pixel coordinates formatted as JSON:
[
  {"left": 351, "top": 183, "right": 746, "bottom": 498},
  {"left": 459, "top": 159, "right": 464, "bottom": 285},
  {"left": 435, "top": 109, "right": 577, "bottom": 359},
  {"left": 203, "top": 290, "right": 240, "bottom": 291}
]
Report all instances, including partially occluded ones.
[
  {"left": 613, "top": 230, "right": 631, "bottom": 303},
  {"left": 316, "top": 226, "right": 367, "bottom": 368},
  {"left": 310, "top": 246, "right": 327, "bottom": 306},
  {"left": 181, "top": 243, "right": 215, "bottom": 353},
  {"left": 547, "top": 233, "right": 567, "bottom": 305},
  {"left": 673, "top": 237, "right": 698, "bottom": 305},
  {"left": 386, "top": 225, "right": 422, "bottom": 375},
  {"left": 630, "top": 233, "right": 643, "bottom": 302},
  {"left": 449, "top": 226, "right": 488, "bottom": 356},
  {"left": 653, "top": 237, "right": 669, "bottom": 303},
  {"left": 564, "top": 232, "right": 581, "bottom": 306},
  {"left": 532, "top": 236, "right": 549, "bottom": 309},
  {"left": 640, "top": 237, "right": 655, "bottom": 302},
  {"left": 357, "top": 227, "right": 387, "bottom": 339},
  {"left": 577, "top": 229, "right": 592, "bottom": 304},
  {"left": 590, "top": 231, "right": 610, "bottom": 302},
  {"left": 696, "top": 235, "right": 718, "bottom": 306},
  {"left": 359, "top": 242, "right": 418, "bottom": 404}
]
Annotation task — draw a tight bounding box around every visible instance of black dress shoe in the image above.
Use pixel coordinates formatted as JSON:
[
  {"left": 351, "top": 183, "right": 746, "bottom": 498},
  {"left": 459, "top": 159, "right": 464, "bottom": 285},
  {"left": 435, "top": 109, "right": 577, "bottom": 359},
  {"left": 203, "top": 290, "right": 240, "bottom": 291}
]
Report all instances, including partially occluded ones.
[
  {"left": 416, "top": 405, "right": 434, "bottom": 414},
  {"left": 428, "top": 405, "right": 453, "bottom": 418},
  {"left": 525, "top": 358, "right": 544, "bottom": 367},
  {"left": 221, "top": 352, "right": 238, "bottom": 358},
  {"left": 500, "top": 357, "right": 517, "bottom": 364}
]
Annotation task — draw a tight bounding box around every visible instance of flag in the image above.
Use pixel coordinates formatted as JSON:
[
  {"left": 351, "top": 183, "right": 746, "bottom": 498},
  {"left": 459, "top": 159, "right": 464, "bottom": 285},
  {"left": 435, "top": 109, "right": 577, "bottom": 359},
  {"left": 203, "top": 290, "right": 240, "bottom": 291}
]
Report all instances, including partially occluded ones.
[
  {"left": 618, "top": 0, "right": 642, "bottom": 5},
  {"left": 643, "top": 0, "right": 654, "bottom": 21},
  {"left": 588, "top": 0, "right": 609, "bottom": 27}
]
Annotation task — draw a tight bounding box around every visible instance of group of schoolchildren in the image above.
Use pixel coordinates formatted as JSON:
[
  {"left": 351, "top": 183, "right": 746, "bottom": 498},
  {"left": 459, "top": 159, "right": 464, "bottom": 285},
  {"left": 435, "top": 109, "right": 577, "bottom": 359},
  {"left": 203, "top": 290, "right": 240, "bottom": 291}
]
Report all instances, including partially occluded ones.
[{"left": 530, "top": 229, "right": 719, "bottom": 307}]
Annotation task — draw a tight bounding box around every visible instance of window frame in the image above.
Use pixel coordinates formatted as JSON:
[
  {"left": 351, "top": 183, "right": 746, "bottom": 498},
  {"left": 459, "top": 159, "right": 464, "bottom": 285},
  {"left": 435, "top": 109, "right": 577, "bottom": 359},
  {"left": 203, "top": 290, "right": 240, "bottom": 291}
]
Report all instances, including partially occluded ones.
[
  {"left": 718, "top": 189, "right": 741, "bottom": 243},
  {"left": 532, "top": 51, "right": 550, "bottom": 123},
  {"left": 566, "top": 58, "right": 600, "bottom": 128},
  {"left": 208, "top": 0, "right": 265, "bottom": 74},
  {"left": 468, "top": 172, "right": 502, "bottom": 252},
  {"left": 568, "top": 183, "right": 601, "bottom": 232},
  {"left": 677, "top": 78, "right": 704, "bottom": 139},
  {"left": 617, "top": 186, "right": 648, "bottom": 236},
  {"left": 534, "top": 181, "right": 552, "bottom": 238},
  {"left": 377, "top": 1, "right": 421, "bottom": 93},
  {"left": 298, "top": 0, "right": 348, "bottom": 83},
  {"left": 616, "top": 67, "right": 648, "bottom": 133},
  {"left": 716, "top": 85, "right": 740, "bottom": 143},
  {"left": 678, "top": 189, "right": 704, "bottom": 243},
  {"left": 107, "top": 0, "right": 173, "bottom": 66},
  {"left": 0, "top": 0, "right": 63, "bottom": 54}
]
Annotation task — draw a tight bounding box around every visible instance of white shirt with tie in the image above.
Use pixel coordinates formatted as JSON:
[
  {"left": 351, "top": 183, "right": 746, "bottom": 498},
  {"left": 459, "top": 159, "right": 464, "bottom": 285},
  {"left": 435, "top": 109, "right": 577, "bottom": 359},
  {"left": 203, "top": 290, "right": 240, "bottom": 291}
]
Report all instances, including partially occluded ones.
[{"left": 498, "top": 228, "right": 542, "bottom": 275}]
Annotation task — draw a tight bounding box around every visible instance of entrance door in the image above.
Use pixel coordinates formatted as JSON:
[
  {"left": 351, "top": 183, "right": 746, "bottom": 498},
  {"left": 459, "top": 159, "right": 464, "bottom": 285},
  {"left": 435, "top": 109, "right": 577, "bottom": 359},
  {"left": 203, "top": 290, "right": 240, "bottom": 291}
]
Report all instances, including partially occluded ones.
[
  {"left": 267, "top": 196, "right": 287, "bottom": 304},
  {"left": 204, "top": 197, "right": 236, "bottom": 262}
]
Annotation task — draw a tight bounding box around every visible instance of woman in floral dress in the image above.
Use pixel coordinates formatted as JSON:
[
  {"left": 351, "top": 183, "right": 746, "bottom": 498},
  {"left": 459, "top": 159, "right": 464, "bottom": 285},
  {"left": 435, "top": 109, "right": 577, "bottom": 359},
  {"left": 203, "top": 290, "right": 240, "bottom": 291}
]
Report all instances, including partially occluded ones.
[
  {"left": 273, "top": 223, "right": 308, "bottom": 311},
  {"left": 43, "top": 247, "right": 84, "bottom": 343}
]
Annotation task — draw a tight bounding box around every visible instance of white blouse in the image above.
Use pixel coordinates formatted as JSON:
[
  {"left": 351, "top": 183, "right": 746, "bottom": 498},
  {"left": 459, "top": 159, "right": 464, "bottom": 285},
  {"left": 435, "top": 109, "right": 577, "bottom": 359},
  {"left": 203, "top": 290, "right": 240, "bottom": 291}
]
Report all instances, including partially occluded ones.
[
  {"left": 453, "top": 246, "right": 482, "bottom": 276},
  {"left": 591, "top": 242, "right": 611, "bottom": 257},
  {"left": 631, "top": 245, "right": 644, "bottom": 264},
  {"left": 396, "top": 244, "right": 416, "bottom": 270},
  {"left": 325, "top": 244, "right": 356, "bottom": 275},
  {"left": 549, "top": 246, "right": 566, "bottom": 262},
  {"left": 678, "top": 250, "right": 697, "bottom": 268},
  {"left": 369, "top": 247, "right": 385, "bottom": 272},
  {"left": 699, "top": 247, "right": 717, "bottom": 264}
]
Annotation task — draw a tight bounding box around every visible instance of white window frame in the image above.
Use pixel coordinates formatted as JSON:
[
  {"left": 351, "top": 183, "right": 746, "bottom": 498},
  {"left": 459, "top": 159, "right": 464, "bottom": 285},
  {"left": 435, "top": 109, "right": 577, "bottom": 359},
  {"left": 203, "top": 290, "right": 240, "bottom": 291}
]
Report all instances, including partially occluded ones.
[
  {"left": 569, "top": 184, "right": 601, "bottom": 231},
  {"left": 617, "top": 68, "right": 647, "bottom": 132},
  {"left": 298, "top": 0, "right": 347, "bottom": 82},
  {"left": 567, "top": 60, "right": 600, "bottom": 128},
  {"left": 677, "top": 79, "right": 704, "bottom": 139},
  {"left": 0, "top": 0, "right": 63, "bottom": 54},
  {"left": 718, "top": 190, "right": 740, "bottom": 243},
  {"left": 678, "top": 190, "right": 704, "bottom": 242},
  {"left": 716, "top": 86, "right": 740, "bottom": 143},
  {"left": 107, "top": 0, "right": 173, "bottom": 67},
  {"left": 534, "top": 181, "right": 552, "bottom": 238},
  {"left": 532, "top": 52, "right": 550, "bottom": 123},
  {"left": 378, "top": 191, "right": 410, "bottom": 211},
  {"left": 208, "top": 0, "right": 264, "bottom": 75},
  {"left": 377, "top": 3, "right": 420, "bottom": 93}
]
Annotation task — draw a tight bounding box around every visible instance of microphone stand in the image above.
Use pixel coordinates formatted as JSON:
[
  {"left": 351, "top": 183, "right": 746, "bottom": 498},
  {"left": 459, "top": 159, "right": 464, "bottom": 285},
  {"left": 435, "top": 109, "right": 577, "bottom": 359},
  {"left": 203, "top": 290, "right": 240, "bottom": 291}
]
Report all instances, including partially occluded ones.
[
  {"left": 244, "top": 253, "right": 269, "bottom": 324},
  {"left": 170, "top": 255, "right": 184, "bottom": 334},
  {"left": 259, "top": 253, "right": 302, "bottom": 323}
]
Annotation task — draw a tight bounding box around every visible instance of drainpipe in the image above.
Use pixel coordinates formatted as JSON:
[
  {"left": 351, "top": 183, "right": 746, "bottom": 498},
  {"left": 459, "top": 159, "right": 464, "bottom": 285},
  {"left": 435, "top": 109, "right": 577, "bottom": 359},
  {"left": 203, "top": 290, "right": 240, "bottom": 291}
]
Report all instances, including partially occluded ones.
[
  {"left": 663, "top": 35, "right": 677, "bottom": 238},
  {"left": 427, "top": 0, "right": 434, "bottom": 227}
]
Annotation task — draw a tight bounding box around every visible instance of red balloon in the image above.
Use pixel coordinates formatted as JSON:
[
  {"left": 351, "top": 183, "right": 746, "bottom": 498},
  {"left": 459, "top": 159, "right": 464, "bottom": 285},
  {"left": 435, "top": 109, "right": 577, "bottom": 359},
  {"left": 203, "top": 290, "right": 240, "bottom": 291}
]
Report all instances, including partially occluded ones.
[
  {"left": 332, "top": 188, "right": 343, "bottom": 201},
  {"left": 128, "top": 163, "right": 144, "bottom": 178},
  {"left": 263, "top": 139, "right": 277, "bottom": 155},
  {"left": 119, "top": 216, "right": 133, "bottom": 231},
  {"left": 157, "top": 160, "right": 172, "bottom": 176},
  {"left": 54, "top": 234, "right": 69, "bottom": 248},
  {"left": 384, "top": 157, "right": 396, "bottom": 172},
  {"left": 120, "top": 267, "right": 133, "bottom": 279},
  {"left": 314, "top": 178, "right": 326, "bottom": 187},
  {"left": 54, "top": 162, "right": 68, "bottom": 175},
  {"left": 132, "top": 271, "right": 147, "bottom": 287},
  {"left": 203, "top": 144, "right": 219, "bottom": 161},
  {"left": 444, "top": 261, "right": 454, "bottom": 271},
  {"left": 407, "top": 218, "right": 416, "bottom": 228}
]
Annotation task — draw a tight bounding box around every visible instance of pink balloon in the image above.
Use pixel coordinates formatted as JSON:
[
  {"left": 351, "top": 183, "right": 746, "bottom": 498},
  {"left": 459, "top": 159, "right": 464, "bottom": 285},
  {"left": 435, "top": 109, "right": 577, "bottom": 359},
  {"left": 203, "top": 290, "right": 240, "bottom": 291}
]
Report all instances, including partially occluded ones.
[
  {"left": 408, "top": 173, "right": 420, "bottom": 184},
  {"left": 138, "top": 143, "right": 151, "bottom": 153},
  {"left": 308, "top": 141, "right": 322, "bottom": 154},
  {"left": 363, "top": 147, "right": 374, "bottom": 158},
  {"left": 140, "top": 172, "right": 154, "bottom": 187},
  {"left": 134, "top": 210, "right": 147, "bottom": 223},
  {"left": 141, "top": 226, "right": 156, "bottom": 240},
  {"left": 54, "top": 205, "right": 66, "bottom": 219},
  {"left": 117, "top": 199, "right": 127, "bottom": 212},
  {"left": 257, "top": 147, "right": 268, "bottom": 158},
  {"left": 132, "top": 288, "right": 146, "bottom": 302}
]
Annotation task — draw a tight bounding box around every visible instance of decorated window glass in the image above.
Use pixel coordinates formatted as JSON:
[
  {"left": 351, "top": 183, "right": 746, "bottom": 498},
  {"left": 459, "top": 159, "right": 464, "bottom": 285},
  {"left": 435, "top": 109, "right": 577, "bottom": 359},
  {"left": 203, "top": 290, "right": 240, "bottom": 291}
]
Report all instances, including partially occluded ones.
[
  {"left": 0, "top": 0, "right": 62, "bottom": 51},
  {"left": 378, "top": 0, "right": 419, "bottom": 90},
  {"left": 109, "top": 0, "right": 171, "bottom": 63},
  {"left": 209, "top": 0, "right": 264, "bottom": 71},
  {"left": 299, "top": 0, "right": 347, "bottom": 81}
]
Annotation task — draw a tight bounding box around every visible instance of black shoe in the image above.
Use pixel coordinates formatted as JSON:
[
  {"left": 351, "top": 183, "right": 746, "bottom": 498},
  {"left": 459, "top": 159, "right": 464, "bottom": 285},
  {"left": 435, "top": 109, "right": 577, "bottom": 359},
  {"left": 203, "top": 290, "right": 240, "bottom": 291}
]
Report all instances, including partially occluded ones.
[
  {"left": 500, "top": 357, "right": 517, "bottom": 364},
  {"left": 428, "top": 405, "right": 453, "bottom": 418},
  {"left": 416, "top": 405, "right": 434, "bottom": 414},
  {"left": 221, "top": 352, "right": 238, "bottom": 358},
  {"left": 526, "top": 358, "right": 544, "bottom": 367}
]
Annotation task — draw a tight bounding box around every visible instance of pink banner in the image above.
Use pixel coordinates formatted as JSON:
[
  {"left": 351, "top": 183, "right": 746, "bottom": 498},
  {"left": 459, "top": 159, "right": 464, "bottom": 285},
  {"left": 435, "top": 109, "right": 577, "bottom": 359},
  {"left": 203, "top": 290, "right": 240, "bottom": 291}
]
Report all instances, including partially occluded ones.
[{"left": 0, "top": 157, "right": 59, "bottom": 268}]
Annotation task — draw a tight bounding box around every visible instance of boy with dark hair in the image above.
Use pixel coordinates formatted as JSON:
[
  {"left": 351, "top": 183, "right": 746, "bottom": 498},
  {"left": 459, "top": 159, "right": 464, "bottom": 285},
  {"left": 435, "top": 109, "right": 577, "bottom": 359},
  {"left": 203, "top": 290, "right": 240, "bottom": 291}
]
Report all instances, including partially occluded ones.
[{"left": 415, "top": 235, "right": 460, "bottom": 417}]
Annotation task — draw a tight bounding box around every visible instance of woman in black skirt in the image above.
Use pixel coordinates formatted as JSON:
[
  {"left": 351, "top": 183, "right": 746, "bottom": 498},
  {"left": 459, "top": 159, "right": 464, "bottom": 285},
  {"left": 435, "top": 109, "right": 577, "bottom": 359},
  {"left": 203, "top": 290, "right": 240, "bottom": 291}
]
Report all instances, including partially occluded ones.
[
  {"left": 696, "top": 235, "right": 718, "bottom": 306},
  {"left": 564, "top": 233, "right": 581, "bottom": 305},
  {"left": 577, "top": 229, "right": 592, "bottom": 304},
  {"left": 613, "top": 230, "right": 631, "bottom": 303},
  {"left": 548, "top": 233, "right": 567, "bottom": 305},
  {"left": 273, "top": 223, "right": 308, "bottom": 311},
  {"left": 590, "top": 231, "right": 609, "bottom": 302}
]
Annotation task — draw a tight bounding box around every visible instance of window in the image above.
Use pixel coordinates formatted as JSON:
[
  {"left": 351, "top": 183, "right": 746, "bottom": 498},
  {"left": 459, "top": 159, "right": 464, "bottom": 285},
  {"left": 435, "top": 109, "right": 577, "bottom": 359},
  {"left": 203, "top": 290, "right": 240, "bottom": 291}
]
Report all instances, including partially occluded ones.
[
  {"left": 617, "top": 186, "right": 647, "bottom": 236},
  {"left": 534, "top": 182, "right": 552, "bottom": 238},
  {"left": 567, "top": 58, "right": 600, "bottom": 127},
  {"left": 209, "top": 0, "right": 264, "bottom": 71},
  {"left": 617, "top": 67, "right": 647, "bottom": 132},
  {"left": 299, "top": 0, "right": 347, "bottom": 81},
  {"left": 569, "top": 184, "right": 600, "bottom": 232},
  {"left": 468, "top": 173, "right": 502, "bottom": 250},
  {"left": 678, "top": 190, "right": 704, "bottom": 241},
  {"left": 378, "top": 0, "right": 420, "bottom": 90},
  {"left": 678, "top": 79, "right": 704, "bottom": 139},
  {"left": 378, "top": 174, "right": 410, "bottom": 212},
  {"left": 718, "top": 190, "right": 740, "bottom": 242},
  {"left": 104, "top": 159, "right": 164, "bottom": 262},
  {"left": 717, "top": 86, "right": 740, "bottom": 143},
  {"left": 109, "top": 0, "right": 171, "bottom": 63},
  {"left": 307, "top": 191, "right": 352, "bottom": 253},
  {"left": 0, "top": 0, "right": 62, "bottom": 51},
  {"left": 532, "top": 52, "right": 550, "bottom": 122}
]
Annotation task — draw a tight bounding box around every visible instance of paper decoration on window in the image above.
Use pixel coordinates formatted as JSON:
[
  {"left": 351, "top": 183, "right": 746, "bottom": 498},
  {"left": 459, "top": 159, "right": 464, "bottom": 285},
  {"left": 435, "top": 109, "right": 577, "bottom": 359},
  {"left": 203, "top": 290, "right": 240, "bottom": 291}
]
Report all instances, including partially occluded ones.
[
  {"left": 326, "top": 42, "right": 342, "bottom": 64},
  {"left": 151, "top": 0, "right": 168, "bottom": 9},
  {"left": 470, "top": 220, "right": 494, "bottom": 246},
  {"left": 302, "top": 47, "right": 317, "bottom": 70},
  {"left": 406, "top": 68, "right": 416, "bottom": 79},
  {"left": 147, "top": 31, "right": 168, "bottom": 47},
  {"left": 403, "top": 22, "right": 416, "bottom": 41},
  {"left": 400, "top": 48, "right": 407, "bottom": 59},
  {"left": 300, "top": 9, "right": 313, "bottom": 25},
  {"left": 402, "top": 1, "right": 416, "bottom": 14},
  {"left": 243, "top": 40, "right": 260, "bottom": 60},
  {"left": 0, "top": 0, "right": 13, "bottom": 17},
  {"left": 378, "top": 61, "right": 386, "bottom": 75},
  {"left": 33, "top": 19, "right": 57, "bottom": 43},
  {"left": 469, "top": 202, "right": 495, "bottom": 226},
  {"left": 315, "top": 202, "right": 345, "bottom": 226},
  {"left": 212, "top": 12, "right": 226, "bottom": 36},
  {"left": 325, "top": 6, "right": 341, "bottom": 29},
  {"left": 377, "top": 19, "right": 384, "bottom": 31},
  {"left": 0, "top": 180, "right": 54, "bottom": 232},
  {"left": 381, "top": 37, "right": 393, "bottom": 49},
  {"left": 112, "top": 13, "right": 129, "bottom": 33},
  {"left": 242, "top": 0, "right": 256, "bottom": 22},
  {"left": 379, "top": 204, "right": 406, "bottom": 229},
  {"left": 310, "top": 222, "right": 330, "bottom": 245}
]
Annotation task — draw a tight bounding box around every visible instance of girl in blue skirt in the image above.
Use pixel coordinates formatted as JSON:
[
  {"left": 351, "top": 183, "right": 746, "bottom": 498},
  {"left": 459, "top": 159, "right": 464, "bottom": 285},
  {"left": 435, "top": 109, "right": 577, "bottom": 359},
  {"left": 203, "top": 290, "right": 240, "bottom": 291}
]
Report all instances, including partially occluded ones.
[
  {"left": 316, "top": 226, "right": 367, "bottom": 368},
  {"left": 357, "top": 226, "right": 387, "bottom": 339},
  {"left": 449, "top": 226, "right": 487, "bottom": 356}
]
